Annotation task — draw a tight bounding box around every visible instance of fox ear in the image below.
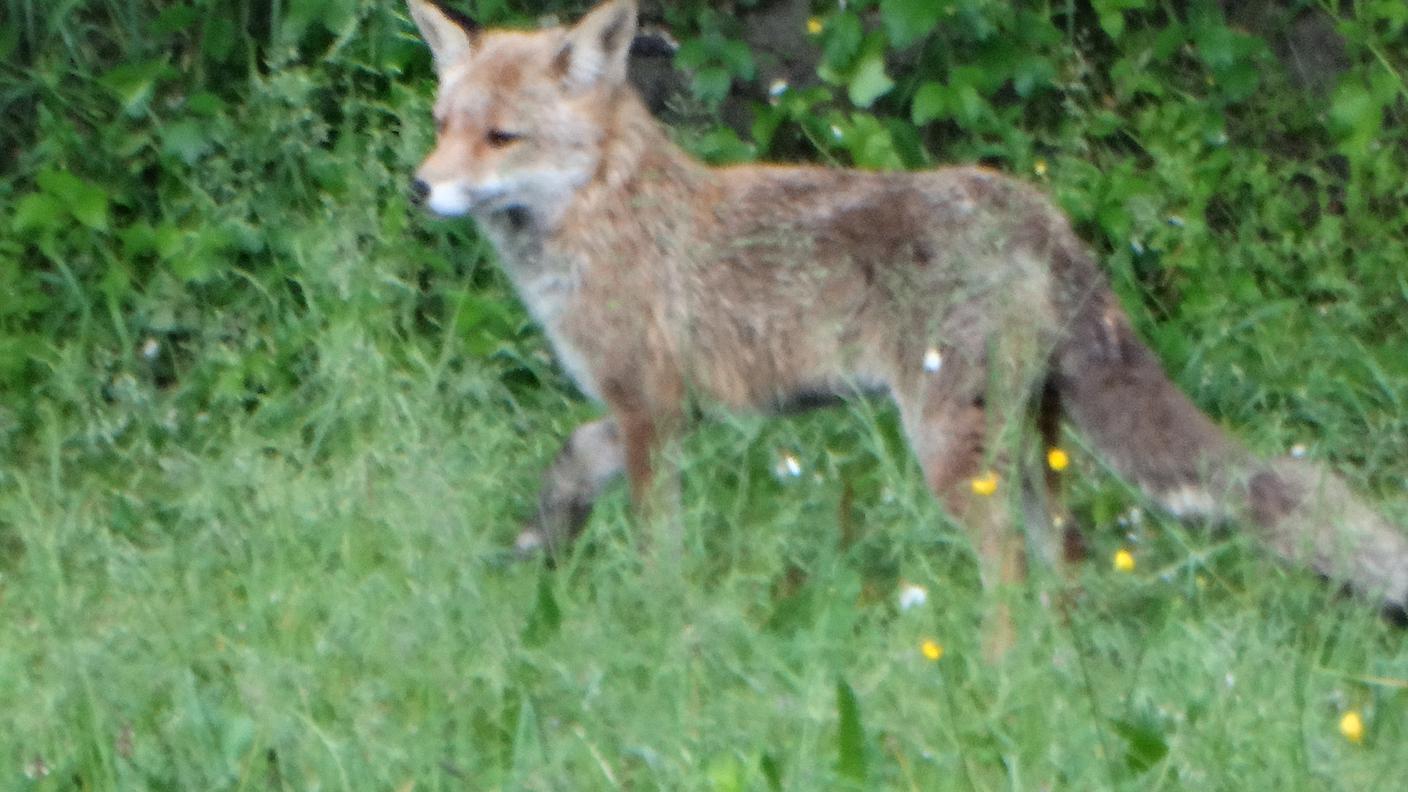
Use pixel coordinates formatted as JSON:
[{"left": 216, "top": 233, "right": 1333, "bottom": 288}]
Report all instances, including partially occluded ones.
[
  {"left": 407, "top": 0, "right": 478, "bottom": 75},
  {"left": 553, "top": 0, "right": 638, "bottom": 92}
]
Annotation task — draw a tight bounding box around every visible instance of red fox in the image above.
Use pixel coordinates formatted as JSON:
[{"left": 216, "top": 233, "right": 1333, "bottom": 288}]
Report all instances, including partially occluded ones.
[{"left": 405, "top": 0, "right": 1408, "bottom": 636}]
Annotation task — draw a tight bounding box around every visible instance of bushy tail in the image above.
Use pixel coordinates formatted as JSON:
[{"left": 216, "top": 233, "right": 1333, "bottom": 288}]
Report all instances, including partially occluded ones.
[{"left": 1051, "top": 246, "right": 1408, "bottom": 617}]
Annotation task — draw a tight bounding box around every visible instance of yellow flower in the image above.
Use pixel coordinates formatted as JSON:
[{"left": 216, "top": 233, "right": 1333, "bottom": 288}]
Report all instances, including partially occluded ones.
[
  {"left": 971, "top": 471, "right": 999, "bottom": 496},
  {"left": 921, "top": 639, "right": 944, "bottom": 661},
  {"left": 1046, "top": 447, "right": 1069, "bottom": 472},
  {"left": 1340, "top": 711, "right": 1364, "bottom": 744},
  {"left": 1034, "top": 158, "right": 1048, "bottom": 177},
  {"left": 1113, "top": 548, "right": 1135, "bottom": 572},
  {"left": 807, "top": 17, "right": 824, "bottom": 35}
]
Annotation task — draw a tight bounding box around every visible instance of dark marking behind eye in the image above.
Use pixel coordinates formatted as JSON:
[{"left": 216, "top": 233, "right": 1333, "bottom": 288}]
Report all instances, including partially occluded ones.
[{"left": 486, "top": 129, "right": 522, "bottom": 148}]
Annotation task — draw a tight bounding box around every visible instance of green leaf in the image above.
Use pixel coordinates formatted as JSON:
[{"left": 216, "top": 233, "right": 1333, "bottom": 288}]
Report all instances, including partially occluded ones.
[
  {"left": 880, "top": 0, "right": 941, "bottom": 48},
  {"left": 1112, "top": 715, "right": 1170, "bottom": 775},
  {"left": 847, "top": 51, "right": 894, "bottom": 108},
  {"left": 1330, "top": 80, "right": 1382, "bottom": 156},
  {"left": 846, "top": 116, "right": 904, "bottom": 170},
  {"left": 119, "top": 221, "right": 157, "bottom": 258},
  {"left": 98, "top": 58, "right": 171, "bottom": 116},
  {"left": 37, "top": 170, "right": 110, "bottom": 232},
  {"left": 691, "top": 127, "right": 755, "bottom": 165},
  {"left": 123, "top": 218, "right": 185, "bottom": 259},
  {"left": 947, "top": 67, "right": 989, "bottom": 128},
  {"left": 186, "top": 92, "right": 227, "bottom": 117},
  {"left": 673, "top": 36, "right": 710, "bottom": 70},
  {"left": 280, "top": 0, "right": 321, "bottom": 45},
  {"left": 751, "top": 106, "right": 784, "bottom": 152},
  {"left": 100, "top": 262, "right": 132, "bottom": 301},
  {"left": 153, "top": 224, "right": 184, "bottom": 260},
  {"left": 821, "top": 12, "right": 863, "bottom": 73},
  {"left": 202, "top": 13, "right": 238, "bottom": 63},
  {"left": 150, "top": 5, "right": 199, "bottom": 37},
  {"left": 1193, "top": 23, "right": 1236, "bottom": 69},
  {"left": 170, "top": 250, "right": 219, "bottom": 283},
  {"left": 1111, "top": 55, "right": 1163, "bottom": 100},
  {"left": 835, "top": 679, "right": 866, "bottom": 783},
  {"left": 720, "top": 39, "right": 755, "bottom": 80},
  {"left": 68, "top": 189, "right": 110, "bottom": 232},
  {"left": 1089, "top": 109, "right": 1125, "bottom": 138},
  {"left": 949, "top": 82, "right": 985, "bottom": 128},
  {"left": 322, "top": 0, "right": 360, "bottom": 39},
  {"left": 692, "top": 67, "right": 733, "bottom": 104},
  {"left": 884, "top": 118, "right": 928, "bottom": 169},
  {"left": 911, "top": 81, "right": 947, "bottom": 125},
  {"left": 1012, "top": 55, "right": 1056, "bottom": 97},
  {"left": 1097, "top": 9, "right": 1125, "bottom": 39},
  {"left": 11, "top": 194, "right": 65, "bottom": 235},
  {"left": 1094, "top": 0, "right": 1151, "bottom": 39},
  {"left": 162, "top": 119, "right": 212, "bottom": 165}
]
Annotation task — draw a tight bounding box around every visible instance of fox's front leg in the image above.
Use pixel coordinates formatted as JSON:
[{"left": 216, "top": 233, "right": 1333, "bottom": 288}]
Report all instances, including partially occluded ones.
[
  {"left": 515, "top": 418, "right": 624, "bottom": 558},
  {"left": 615, "top": 406, "right": 685, "bottom": 557}
]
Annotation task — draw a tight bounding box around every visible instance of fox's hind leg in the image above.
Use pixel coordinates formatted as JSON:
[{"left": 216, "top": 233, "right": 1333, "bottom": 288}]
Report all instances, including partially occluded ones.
[
  {"left": 893, "top": 340, "right": 1045, "bottom": 660},
  {"left": 515, "top": 417, "right": 625, "bottom": 558},
  {"left": 1037, "top": 378, "right": 1085, "bottom": 570}
]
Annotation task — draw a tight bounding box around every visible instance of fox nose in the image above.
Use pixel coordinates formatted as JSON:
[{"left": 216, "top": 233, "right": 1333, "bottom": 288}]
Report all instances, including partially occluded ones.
[{"left": 410, "top": 178, "right": 430, "bottom": 205}]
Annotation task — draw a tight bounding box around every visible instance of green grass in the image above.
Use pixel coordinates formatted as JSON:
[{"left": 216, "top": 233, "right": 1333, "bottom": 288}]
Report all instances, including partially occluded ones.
[
  {"left": 3, "top": 1, "right": 1408, "bottom": 789},
  {"left": 3, "top": 297, "right": 1407, "bottom": 789}
]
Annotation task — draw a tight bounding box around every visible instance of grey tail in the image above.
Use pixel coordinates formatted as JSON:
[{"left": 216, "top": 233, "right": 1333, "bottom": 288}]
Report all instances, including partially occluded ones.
[{"left": 1049, "top": 240, "right": 1408, "bottom": 617}]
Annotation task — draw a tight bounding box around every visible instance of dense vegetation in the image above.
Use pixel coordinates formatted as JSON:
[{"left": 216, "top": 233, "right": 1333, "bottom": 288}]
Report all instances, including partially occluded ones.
[{"left": 2, "top": 0, "right": 1405, "bottom": 788}]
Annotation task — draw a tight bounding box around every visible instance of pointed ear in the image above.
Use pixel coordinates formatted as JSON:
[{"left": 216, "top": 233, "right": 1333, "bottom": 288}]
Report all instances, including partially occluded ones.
[
  {"left": 553, "top": 0, "right": 638, "bottom": 92},
  {"left": 407, "top": 0, "right": 478, "bottom": 75}
]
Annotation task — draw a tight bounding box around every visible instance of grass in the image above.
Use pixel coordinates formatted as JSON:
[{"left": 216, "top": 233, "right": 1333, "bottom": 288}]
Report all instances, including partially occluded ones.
[
  {"left": 2, "top": 1, "right": 1407, "bottom": 789},
  {"left": 3, "top": 293, "right": 1407, "bottom": 788}
]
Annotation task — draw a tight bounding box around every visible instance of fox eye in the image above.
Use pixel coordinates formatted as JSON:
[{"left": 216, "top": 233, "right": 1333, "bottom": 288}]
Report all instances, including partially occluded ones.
[{"left": 486, "top": 129, "right": 523, "bottom": 148}]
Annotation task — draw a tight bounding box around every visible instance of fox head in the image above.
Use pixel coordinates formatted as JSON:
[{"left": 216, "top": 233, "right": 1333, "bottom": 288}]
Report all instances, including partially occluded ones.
[{"left": 407, "top": 0, "right": 639, "bottom": 222}]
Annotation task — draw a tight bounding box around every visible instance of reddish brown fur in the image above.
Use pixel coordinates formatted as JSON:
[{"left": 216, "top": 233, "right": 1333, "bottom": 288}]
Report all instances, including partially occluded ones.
[{"left": 408, "top": 0, "right": 1408, "bottom": 645}]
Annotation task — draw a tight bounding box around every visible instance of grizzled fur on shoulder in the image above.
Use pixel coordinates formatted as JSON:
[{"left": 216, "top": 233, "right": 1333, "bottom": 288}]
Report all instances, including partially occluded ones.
[{"left": 405, "top": 0, "right": 1408, "bottom": 652}]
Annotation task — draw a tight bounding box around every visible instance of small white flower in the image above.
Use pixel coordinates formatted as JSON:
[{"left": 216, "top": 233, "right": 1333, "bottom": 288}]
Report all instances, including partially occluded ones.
[
  {"left": 775, "top": 452, "right": 802, "bottom": 478},
  {"left": 898, "top": 582, "right": 929, "bottom": 611},
  {"left": 1290, "top": 443, "right": 1307, "bottom": 459},
  {"left": 830, "top": 124, "right": 844, "bottom": 141},
  {"left": 768, "top": 79, "right": 789, "bottom": 99},
  {"left": 1130, "top": 239, "right": 1146, "bottom": 255},
  {"left": 923, "top": 347, "right": 943, "bottom": 373},
  {"left": 141, "top": 337, "right": 160, "bottom": 359}
]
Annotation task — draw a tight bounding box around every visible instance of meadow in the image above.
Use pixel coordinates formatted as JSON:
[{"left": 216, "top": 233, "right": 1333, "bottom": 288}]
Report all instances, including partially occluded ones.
[{"left": 2, "top": 1, "right": 1406, "bottom": 789}]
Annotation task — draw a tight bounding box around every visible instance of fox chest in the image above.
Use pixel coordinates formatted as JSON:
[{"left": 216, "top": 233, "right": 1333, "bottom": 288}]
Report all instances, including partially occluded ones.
[{"left": 513, "top": 272, "right": 604, "bottom": 402}]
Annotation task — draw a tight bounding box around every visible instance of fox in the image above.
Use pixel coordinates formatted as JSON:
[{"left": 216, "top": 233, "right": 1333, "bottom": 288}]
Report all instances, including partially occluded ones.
[{"left": 405, "top": 0, "right": 1408, "bottom": 645}]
